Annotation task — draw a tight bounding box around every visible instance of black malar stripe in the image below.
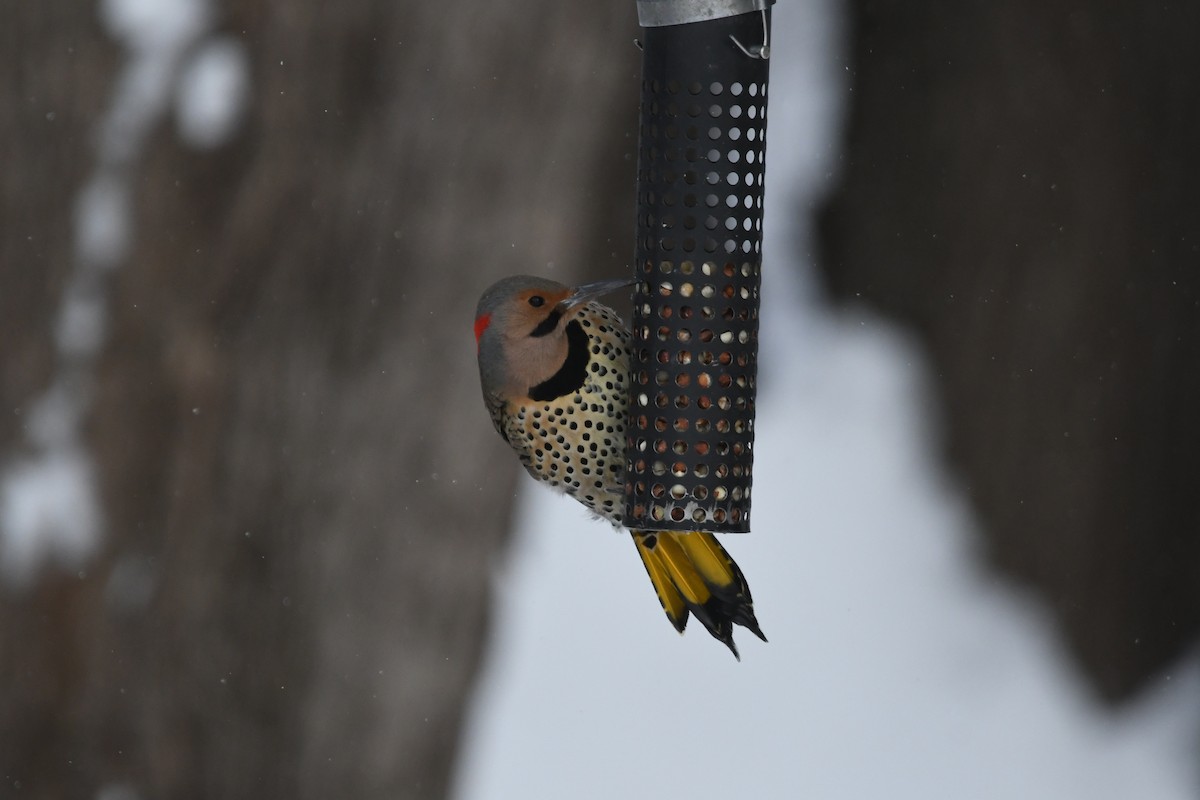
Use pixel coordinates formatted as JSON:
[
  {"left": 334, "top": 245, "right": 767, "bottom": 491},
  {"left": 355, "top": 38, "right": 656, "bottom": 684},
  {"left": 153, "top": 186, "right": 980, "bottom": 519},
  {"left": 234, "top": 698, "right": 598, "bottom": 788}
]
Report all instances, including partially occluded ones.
[{"left": 529, "top": 320, "right": 589, "bottom": 401}]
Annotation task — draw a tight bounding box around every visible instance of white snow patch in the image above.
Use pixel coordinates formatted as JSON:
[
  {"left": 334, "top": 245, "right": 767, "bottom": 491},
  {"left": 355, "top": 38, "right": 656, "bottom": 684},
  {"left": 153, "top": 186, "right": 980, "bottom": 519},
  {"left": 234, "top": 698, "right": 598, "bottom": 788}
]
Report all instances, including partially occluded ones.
[
  {"left": 0, "top": 378, "right": 100, "bottom": 587},
  {"left": 96, "top": 0, "right": 212, "bottom": 163},
  {"left": 0, "top": 449, "right": 100, "bottom": 588},
  {"left": 100, "top": 0, "right": 210, "bottom": 53},
  {"left": 176, "top": 36, "right": 251, "bottom": 149},
  {"left": 74, "top": 173, "right": 131, "bottom": 270}
]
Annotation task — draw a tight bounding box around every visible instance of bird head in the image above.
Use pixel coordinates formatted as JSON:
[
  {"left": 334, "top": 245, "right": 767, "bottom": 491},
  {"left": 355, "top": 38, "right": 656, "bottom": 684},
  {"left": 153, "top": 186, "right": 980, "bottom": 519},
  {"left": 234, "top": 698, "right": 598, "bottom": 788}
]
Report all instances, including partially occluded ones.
[{"left": 474, "top": 275, "right": 631, "bottom": 398}]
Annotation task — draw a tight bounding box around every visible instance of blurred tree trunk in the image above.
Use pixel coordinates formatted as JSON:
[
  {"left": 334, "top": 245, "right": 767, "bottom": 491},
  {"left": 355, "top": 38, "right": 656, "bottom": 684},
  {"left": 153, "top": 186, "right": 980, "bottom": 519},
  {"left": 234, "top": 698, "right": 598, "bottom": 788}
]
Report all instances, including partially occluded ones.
[
  {"left": 819, "top": 0, "right": 1200, "bottom": 701},
  {"left": 1, "top": 1, "right": 636, "bottom": 798}
]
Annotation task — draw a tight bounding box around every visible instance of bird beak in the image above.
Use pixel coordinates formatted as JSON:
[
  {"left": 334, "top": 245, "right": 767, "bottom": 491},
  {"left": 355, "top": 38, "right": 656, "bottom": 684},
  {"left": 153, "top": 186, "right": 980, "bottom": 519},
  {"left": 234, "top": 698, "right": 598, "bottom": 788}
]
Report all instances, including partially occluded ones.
[{"left": 557, "top": 277, "right": 635, "bottom": 314}]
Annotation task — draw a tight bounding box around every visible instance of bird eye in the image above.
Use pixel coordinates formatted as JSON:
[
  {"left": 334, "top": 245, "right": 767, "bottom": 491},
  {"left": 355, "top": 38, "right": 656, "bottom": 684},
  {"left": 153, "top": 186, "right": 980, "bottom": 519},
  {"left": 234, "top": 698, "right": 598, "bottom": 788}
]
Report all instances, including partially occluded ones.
[{"left": 528, "top": 295, "right": 545, "bottom": 307}]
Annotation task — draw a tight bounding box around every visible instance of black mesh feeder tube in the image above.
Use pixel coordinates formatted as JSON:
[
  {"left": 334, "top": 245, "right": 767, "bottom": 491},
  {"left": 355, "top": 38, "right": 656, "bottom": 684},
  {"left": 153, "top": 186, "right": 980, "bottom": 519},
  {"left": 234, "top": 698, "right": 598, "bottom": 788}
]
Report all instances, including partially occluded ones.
[{"left": 625, "top": 0, "right": 773, "bottom": 533}]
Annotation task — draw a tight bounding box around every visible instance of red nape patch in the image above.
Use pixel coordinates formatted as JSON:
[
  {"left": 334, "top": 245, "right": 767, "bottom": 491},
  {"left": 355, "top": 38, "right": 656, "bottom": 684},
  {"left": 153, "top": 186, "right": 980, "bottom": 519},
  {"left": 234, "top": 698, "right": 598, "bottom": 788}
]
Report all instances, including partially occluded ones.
[{"left": 473, "top": 313, "right": 492, "bottom": 346}]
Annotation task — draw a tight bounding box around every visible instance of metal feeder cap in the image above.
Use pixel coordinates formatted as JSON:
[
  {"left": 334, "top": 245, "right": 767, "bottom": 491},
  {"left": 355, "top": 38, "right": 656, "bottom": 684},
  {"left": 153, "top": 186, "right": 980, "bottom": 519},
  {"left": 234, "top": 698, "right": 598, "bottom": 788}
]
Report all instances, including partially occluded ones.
[{"left": 637, "top": 0, "right": 774, "bottom": 28}]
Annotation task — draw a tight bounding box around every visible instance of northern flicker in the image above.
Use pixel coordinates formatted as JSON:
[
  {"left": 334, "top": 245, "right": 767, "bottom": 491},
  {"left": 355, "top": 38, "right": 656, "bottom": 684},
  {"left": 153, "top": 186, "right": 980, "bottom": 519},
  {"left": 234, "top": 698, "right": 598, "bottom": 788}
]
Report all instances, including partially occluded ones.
[{"left": 475, "top": 274, "right": 765, "bottom": 658}]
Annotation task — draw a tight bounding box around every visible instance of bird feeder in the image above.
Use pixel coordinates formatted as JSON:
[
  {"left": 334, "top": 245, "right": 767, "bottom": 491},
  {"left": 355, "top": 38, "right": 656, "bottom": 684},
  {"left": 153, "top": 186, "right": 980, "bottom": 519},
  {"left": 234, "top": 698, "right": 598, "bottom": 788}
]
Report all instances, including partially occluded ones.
[{"left": 625, "top": 0, "right": 772, "bottom": 533}]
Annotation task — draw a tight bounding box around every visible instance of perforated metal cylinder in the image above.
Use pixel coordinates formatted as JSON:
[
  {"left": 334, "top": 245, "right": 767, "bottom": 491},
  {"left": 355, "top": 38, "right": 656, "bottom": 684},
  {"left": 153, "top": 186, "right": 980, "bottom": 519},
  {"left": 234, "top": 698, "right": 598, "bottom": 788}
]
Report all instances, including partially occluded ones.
[{"left": 624, "top": 8, "right": 771, "bottom": 533}]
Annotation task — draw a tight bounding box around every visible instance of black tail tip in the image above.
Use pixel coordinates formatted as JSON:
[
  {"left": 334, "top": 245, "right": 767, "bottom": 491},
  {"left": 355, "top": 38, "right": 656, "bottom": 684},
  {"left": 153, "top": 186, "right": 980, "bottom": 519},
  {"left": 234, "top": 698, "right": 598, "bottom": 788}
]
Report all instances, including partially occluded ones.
[
  {"left": 723, "top": 620, "right": 765, "bottom": 659},
  {"left": 720, "top": 631, "right": 741, "bottom": 661}
]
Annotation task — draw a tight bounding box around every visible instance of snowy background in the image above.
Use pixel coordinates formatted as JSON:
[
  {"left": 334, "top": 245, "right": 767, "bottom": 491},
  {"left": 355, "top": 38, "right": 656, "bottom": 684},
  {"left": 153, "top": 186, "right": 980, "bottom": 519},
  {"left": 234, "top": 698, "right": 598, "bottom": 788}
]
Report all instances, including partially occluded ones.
[
  {"left": 1, "top": 0, "right": 248, "bottom": 589},
  {"left": 3, "top": 0, "right": 1196, "bottom": 796},
  {"left": 453, "top": 1, "right": 1200, "bottom": 797}
]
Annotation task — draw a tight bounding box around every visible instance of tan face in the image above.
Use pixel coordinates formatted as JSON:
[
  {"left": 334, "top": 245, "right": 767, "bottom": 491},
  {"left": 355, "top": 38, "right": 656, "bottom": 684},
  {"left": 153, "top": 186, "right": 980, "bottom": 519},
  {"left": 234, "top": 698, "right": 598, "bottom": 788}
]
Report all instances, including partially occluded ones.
[
  {"left": 506, "top": 286, "right": 574, "bottom": 335},
  {"left": 475, "top": 284, "right": 575, "bottom": 399},
  {"left": 474, "top": 286, "right": 571, "bottom": 347}
]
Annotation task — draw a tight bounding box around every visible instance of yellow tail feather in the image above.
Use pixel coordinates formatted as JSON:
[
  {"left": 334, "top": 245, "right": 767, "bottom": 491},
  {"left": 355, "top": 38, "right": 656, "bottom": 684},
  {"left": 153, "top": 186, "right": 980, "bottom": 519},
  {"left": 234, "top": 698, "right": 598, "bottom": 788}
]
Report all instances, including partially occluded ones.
[
  {"left": 631, "top": 530, "right": 766, "bottom": 659},
  {"left": 651, "top": 532, "right": 713, "bottom": 607},
  {"left": 676, "top": 530, "right": 738, "bottom": 589},
  {"left": 633, "top": 534, "right": 689, "bottom": 632}
]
